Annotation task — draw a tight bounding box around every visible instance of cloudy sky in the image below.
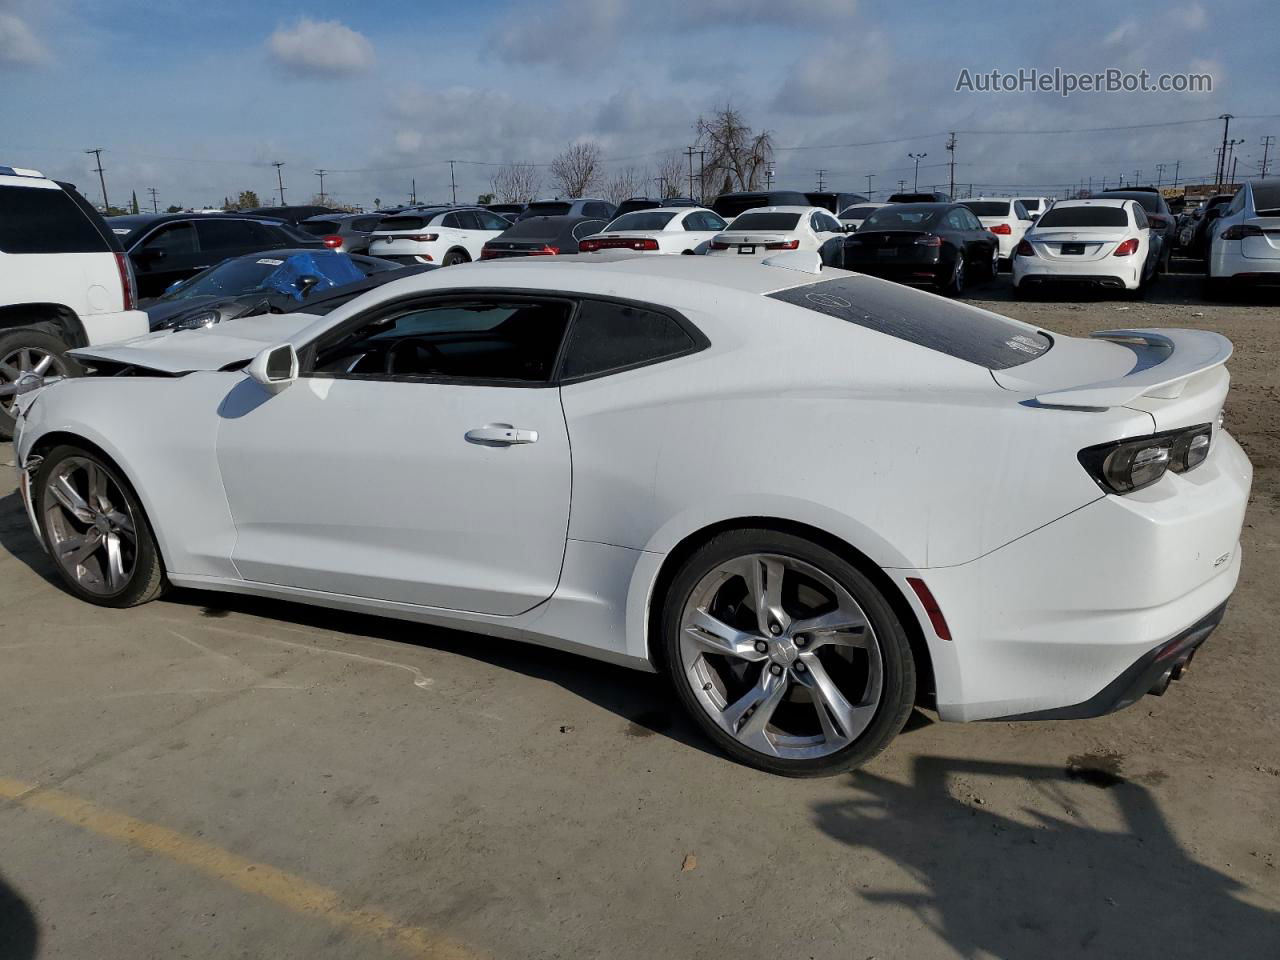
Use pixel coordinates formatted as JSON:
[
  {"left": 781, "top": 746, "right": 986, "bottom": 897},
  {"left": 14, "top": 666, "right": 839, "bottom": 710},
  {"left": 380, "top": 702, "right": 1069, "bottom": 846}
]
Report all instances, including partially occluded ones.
[{"left": 3, "top": 0, "right": 1277, "bottom": 210}]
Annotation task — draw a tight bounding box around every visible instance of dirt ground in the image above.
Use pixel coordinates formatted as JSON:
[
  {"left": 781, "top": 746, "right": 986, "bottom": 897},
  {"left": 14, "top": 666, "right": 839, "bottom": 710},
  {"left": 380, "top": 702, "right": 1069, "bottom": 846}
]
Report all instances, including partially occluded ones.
[{"left": 0, "top": 265, "right": 1277, "bottom": 960}]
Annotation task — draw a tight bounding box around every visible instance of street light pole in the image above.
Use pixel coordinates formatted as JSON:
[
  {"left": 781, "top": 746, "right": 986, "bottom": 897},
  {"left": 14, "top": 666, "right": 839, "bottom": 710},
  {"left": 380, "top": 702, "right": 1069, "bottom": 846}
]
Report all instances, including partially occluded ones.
[{"left": 908, "top": 152, "right": 927, "bottom": 191}]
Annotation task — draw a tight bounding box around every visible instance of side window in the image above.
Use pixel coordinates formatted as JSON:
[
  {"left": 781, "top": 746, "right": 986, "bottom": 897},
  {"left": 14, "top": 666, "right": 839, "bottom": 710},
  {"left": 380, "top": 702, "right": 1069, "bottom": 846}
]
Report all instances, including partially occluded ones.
[
  {"left": 476, "top": 210, "right": 510, "bottom": 231},
  {"left": 824, "top": 214, "right": 842, "bottom": 232},
  {"left": 353, "top": 217, "right": 380, "bottom": 231},
  {"left": 561, "top": 300, "right": 698, "bottom": 381},
  {"left": 1132, "top": 205, "right": 1149, "bottom": 229},
  {"left": 139, "top": 221, "right": 197, "bottom": 254},
  {"left": 583, "top": 202, "right": 611, "bottom": 219},
  {"left": 312, "top": 299, "right": 573, "bottom": 382},
  {"left": 0, "top": 185, "right": 110, "bottom": 254},
  {"left": 680, "top": 213, "right": 702, "bottom": 231},
  {"left": 967, "top": 211, "right": 984, "bottom": 230},
  {"left": 1226, "top": 190, "right": 1246, "bottom": 214},
  {"left": 440, "top": 212, "right": 461, "bottom": 229},
  {"left": 572, "top": 220, "right": 603, "bottom": 241},
  {"left": 944, "top": 210, "right": 964, "bottom": 230},
  {"left": 195, "top": 219, "right": 258, "bottom": 251},
  {"left": 1013, "top": 201, "right": 1029, "bottom": 221}
]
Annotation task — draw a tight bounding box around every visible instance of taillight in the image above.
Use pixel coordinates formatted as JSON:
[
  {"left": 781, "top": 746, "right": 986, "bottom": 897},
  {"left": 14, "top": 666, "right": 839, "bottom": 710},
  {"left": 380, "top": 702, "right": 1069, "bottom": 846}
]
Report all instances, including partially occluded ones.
[
  {"left": 407, "top": 233, "right": 439, "bottom": 242},
  {"left": 1112, "top": 238, "right": 1139, "bottom": 257},
  {"left": 480, "top": 245, "right": 498, "bottom": 260},
  {"left": 990, "top": 223, "right": 1012, "bottom": 235},
  {"left": 1220, "top": 224, "right": 1264, "bottom": 240},
  {"left": 1078, "top": 423, "right": 1212, "bottom": 494},
  {"left": 322, "top": 234, "right": 343, "bottom": 249},
  {"left": 709, "top": 241, "right": 729, "bottom": 250},
  {"left": 1147, "top": 214, "right": 1168, "bottom": 229},
  {"left": 1014, "top": 238, "right": 1035, "bottom": 258},
  {"left": 764, "top": 238, "right": 800, "bottom": 250},
  {"left": 578, "top": 237, "right": 659, "bottom": 253},
  {"left": 914, "top": 235, "right": 943, "bottom": 247},
  {"left": 578, "top": 238, "right": 601, "bottom": 252},
  {"left": 114, "top": 252, "right": 135, "bottom": 310},
  {"left": 535, "top": 245, "right": 560, "bottom": 255}
]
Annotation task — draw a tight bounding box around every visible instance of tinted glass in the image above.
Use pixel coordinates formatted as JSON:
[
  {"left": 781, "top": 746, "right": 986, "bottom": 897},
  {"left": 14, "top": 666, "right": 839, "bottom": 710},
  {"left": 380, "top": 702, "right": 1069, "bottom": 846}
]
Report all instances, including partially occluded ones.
[
  {"left": 1098, "top": 191, "right": 1164, "bottom": 213},
  {"left": 608, "top": 211, "right": 676, "bottom": 231},
  {"left": 502, "top": 217, "right": 563, "bottom": 239},
  {"left": 0, "top": 185, "right": 111, "bottom": 254},
  {"left": 767, "top": 276, "right": 1051, "bottom": 370},
  {"left": 160, "top": 258, "right": 282, "bottom": 299},
  {"left": 583, "top": 202, "right": 613, "bottom": 219},
  {"left": 196, "top": 219, "right": 259, "bottom": 251},
  {"left": 963, "top": 201, "right": 1011, "bottom": 216},
  {"left": 571, "top": 220, "right": 604, "bottom": 241},
  {"left": 1017, "top": 198, "right": 1042, "bottom": 211},
  {"left": 300, "top": 220, "right": 341, "bottom": 235},
  {"left": 838, "top": 205, "right": 880, "bottom": 220},
  {"left": 140, "top": 221, "right": 197, "bottom": 254},
  {"left": 378, "top": 216, "right": 429, "bottom": 231},
  {"left": 561, "top": 300, "right": 697, "bottom": 380},
  {"left": 441, "top": 212, "right": 461, "bottom": 229},
  {"left": 614, "top": 199, "right": 661, "bottom": 217},
  {"left": 1035, "top": 206, "right": 1128, "bottom": 227},
  {"left": 728, "top": 213, "right": 801, "bottom": 231},
  {"left": 861, "top": 208, "right": 942, "bottom": 229},
  {"left": 524, "top": 201, "right": 572, "bottom": 217},
  {"left": 352, "top": 217, "right": 382, "bottom": 231},
  {"left": 1251, "top": 182, "right": 1280, "bottom": 211},
  {"left": 475, "top": 210, "right": 511, "bottom": 230}
]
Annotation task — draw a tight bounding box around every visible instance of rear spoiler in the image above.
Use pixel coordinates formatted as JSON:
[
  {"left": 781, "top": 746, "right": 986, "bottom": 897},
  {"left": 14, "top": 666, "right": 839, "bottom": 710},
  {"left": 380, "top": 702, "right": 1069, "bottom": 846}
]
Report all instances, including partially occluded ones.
[{"left": 1032, "top": 328, "right": 1232, "bottom": 409}]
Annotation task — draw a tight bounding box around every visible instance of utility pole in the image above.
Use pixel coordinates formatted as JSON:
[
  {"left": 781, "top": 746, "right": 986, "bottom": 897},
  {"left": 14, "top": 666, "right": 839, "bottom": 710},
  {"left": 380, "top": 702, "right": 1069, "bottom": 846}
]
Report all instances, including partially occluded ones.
[
  {"left": 1172, "top": 159, "right": 1180, "bottom": 188},
  {"left": 1230, "top": 155, "right": 1239, "bottom": 187},
  {"left": 1261, "top": 136, "right": 1275, "bottom": 178},
  {"left": 765, "top": 165, "right": 775, "bottom": 189},
  {"left": 84, "top": 148, "right": 109, "bottom": 211},
  {"left": 1134, "top": 169, "right": 1142, "bottom": 186},
  {"left": 908, "top": 152, "right": 927, "bottom": 191},
  {"left": 1224, "top": 139, "right": 1244, "bottom": 187},
  {"left": 314, "top": 169, "right": 328, "bottom": 204},
  {"left": 410, "top": 178, "right": 417, "bottom": 205},
  {"left": 945, "top": 133, "right": 957, "bottom": 198},
  {"left": 815, "top": 168, "right": 826, "bottom": 191},
  {"left": 697, "top": 150, "right": 706, "bottom": 203},
  {"left": 448, "top": 160, "right": 457, "bottom": 204},
  {"left": 898, "top": 179, "right": 907, "bottom": 192},
  {"left": 1155, "top": 163, "right": 1166, "bottom": 187},
  {"left": 685, "top": 146, "right": 696, "bottom": 199},
  {"left": 1215, "top": 114, "right": 1234, "bottom": 188},
  {"left": 272, "top": 161, "right": 286, "bottom": 204},
  {"left": 865, "top": 173, "right": 874, "bottom": 198},
  {"left": 147, "top": 187, "right": 159, "bottom": 213}
]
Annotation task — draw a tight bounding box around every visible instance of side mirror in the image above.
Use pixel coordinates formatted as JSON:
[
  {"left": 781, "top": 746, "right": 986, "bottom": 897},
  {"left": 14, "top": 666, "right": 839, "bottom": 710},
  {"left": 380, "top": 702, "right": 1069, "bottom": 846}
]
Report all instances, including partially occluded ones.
[
  {"left": 247, "top": 343, "right": 298, "bottom": 393},
  {"left": 295, "top": 274, "right": 322, "bottom": 298}
]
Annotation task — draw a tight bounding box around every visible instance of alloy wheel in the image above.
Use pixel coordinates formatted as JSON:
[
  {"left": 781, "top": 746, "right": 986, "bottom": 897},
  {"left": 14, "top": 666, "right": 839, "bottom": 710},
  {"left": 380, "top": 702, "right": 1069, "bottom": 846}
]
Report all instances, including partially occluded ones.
[
  {"left": 0, "top": 346, "right": 68, "bottom": 416},
  {"left": 677, "top": 553, "right": 884, "bottom": 760},
  {"left": 42, "top": 456, "right": 138, "bottom": 596}
]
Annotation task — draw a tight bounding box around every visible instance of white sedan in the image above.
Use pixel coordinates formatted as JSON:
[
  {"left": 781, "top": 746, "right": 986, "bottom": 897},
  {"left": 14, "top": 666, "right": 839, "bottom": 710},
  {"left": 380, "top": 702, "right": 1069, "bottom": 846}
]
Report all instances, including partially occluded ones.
[
  {"left": 707, "top": 206, "right": 846, "bottom": 264},
  {"left": 836, "top": 203, "right": 883, "bottom": 231},
  {"left": 13, "top": 256, "right": 1251, "bottom": 776},
  {"left": 1012, "top": 198, "right": 1161, "bottom": 296},
  {"left": 962, "top": 197, "right": 1035, "bottom": 265},
  {"left": 1206, "top": 179, "right": 1280, "bottom": 297},
  {"left": 367, "top": 205, "right": 512, "bottom": 266},
  {"left": 577, "top": 207, "right": 728, "bottom": 255}
]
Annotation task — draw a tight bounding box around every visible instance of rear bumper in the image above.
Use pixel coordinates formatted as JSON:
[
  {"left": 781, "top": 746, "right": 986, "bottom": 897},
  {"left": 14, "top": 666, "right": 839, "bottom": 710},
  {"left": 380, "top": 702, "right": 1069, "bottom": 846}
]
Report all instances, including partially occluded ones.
[
  {"left": 1209, "top": 243, "right": 1280, "bottom": 281},
  {"left": 83, "top": 308, "right": 149, "bottom": 346},
  {"left": 1014, "top": 271, "right": 1132, "bottom": 290},
  {"left": 905, "top": 430, "right": 1252, "bottom": 722},
  {"left": 843, "top": 255, "right": 945, "bottom": 282},
  {"left": 378, "top": 254, "right": 435, "bottom": 266}
]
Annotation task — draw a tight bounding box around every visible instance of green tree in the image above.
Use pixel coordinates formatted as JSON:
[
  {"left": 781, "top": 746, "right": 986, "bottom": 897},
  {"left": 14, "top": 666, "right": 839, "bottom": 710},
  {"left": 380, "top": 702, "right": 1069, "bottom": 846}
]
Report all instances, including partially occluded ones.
[
  {"left": 130, "top": 190, "right": 140, "bottom": 214},
  {"left": 477, "top": 192, "right": 495, "bottom": 204},
  {"left": 235, "top": 190, "right": 261, "bottom": 210},
  {"left": 165, "top": 204, "right": 183, "bottom": 213}
]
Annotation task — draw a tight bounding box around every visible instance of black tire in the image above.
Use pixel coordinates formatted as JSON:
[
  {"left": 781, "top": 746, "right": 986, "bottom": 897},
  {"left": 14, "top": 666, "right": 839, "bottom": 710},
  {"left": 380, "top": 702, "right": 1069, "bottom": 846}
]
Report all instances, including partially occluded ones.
[
  {"left": 0, "top": 328, "right": 81, "bottom": 441},
  {"left": 937, "top": 254, "right": 966, "bottom": 297},
  {"left": 442, "top": 249, "right": 470, "bottom": 267},
  {"left": 33, "top": 444, "right": 166, "bottom": 608},
  {"left": 661, "top": 529, "right": 916, "bottom": 777}
]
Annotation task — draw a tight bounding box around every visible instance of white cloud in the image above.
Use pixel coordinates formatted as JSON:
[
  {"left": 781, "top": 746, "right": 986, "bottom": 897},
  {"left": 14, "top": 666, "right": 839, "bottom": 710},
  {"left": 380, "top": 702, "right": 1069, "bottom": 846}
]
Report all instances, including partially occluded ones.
[
  {"left": 0, "top": 11, "right": 49, "bottom": 66},
  {"left": 267, "top": 18, "right": 373, "bottom": 77},
  {"left": 1173, "top": 3, "right": 1207, "bottom": 29}
]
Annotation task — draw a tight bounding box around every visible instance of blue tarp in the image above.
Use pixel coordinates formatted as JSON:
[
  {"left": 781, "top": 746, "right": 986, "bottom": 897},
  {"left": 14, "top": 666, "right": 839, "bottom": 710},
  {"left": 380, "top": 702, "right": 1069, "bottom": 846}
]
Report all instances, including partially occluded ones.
[{"left": 261, "top": 251, "right": 365, "bottom": 301}]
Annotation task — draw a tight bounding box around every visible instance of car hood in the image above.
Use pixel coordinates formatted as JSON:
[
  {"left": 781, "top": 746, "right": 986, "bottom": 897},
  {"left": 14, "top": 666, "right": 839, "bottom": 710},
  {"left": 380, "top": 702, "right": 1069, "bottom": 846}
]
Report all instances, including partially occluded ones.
[{"left": 70, "top": 312, "right": 324, "bottom": 374}]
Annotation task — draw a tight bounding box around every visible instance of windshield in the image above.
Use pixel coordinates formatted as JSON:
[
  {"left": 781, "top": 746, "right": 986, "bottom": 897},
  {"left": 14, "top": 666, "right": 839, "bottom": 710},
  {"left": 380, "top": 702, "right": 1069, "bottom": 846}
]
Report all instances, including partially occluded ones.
[
  {"left": 767, "top": 276, "right": 1051, "bottom": 370},
  {"left": 522, "top": 202, "right": 571, "bottom": 218},
  {"left": 725, "top": 212, "right": 800, "bottom": 231},
  {"left": 605, "top": 211, "right": 676, "bottom": 231},
  {"left": 1036, "top": 206, "right": 1128, "bottom": 227},
  {"left": 161, "top": 252, "right": 363, "bottom": 301},
  {"left": 964, "top": 201, "right": 1012, "bottom": 216},
  {"left": 861, "top": 208, "right": 941, "bottom": 230},
  {"left": 838, "top": 205, "right": 880, "bottom": 220}
]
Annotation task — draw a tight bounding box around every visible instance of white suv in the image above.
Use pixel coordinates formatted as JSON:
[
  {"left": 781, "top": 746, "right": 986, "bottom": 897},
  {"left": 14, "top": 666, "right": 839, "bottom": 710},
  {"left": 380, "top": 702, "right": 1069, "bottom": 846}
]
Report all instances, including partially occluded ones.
[
  {"left": 0, "top": 165, "right": 147, "bottom": 438},
  {"left": 367, "top": 206, "right": 513, "bottom": 266}
]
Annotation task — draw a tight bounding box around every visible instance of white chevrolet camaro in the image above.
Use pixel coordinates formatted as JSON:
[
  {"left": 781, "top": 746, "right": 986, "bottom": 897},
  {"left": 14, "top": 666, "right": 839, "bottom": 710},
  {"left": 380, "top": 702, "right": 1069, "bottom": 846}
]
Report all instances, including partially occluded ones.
[{"left": 12, "top": 255, "right": 1252, "bottom": 776}]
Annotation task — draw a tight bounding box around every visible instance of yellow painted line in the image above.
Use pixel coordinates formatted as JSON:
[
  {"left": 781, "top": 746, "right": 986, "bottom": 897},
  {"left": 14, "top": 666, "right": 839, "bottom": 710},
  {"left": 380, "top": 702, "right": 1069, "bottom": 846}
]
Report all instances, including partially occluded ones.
[{"left": 0, "top": 777, "right": 485, "bottom": 960}]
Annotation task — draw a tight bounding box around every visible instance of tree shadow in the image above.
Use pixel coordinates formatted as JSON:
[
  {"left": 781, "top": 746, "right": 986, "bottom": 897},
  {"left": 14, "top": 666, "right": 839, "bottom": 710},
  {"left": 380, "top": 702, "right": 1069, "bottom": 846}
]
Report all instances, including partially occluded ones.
[
  {"left": 0, "top": 869, "right": 39, "bottom": 960},
  {"left": 813, "top": 755, "right": 1280, "bottom": 960}
]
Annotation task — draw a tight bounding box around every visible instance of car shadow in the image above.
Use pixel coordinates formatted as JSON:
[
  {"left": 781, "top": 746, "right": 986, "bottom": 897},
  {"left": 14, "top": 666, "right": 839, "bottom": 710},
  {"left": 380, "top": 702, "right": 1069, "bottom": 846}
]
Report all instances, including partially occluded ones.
[
  {"left": 0, "top": 490, "right": 61, "bottom": 588},
  {"left": 812, "top": 755, "right": 1280, "bottom": 960},
  {"left": 0, "top": 869, "right": 39, "bottom": 960}
]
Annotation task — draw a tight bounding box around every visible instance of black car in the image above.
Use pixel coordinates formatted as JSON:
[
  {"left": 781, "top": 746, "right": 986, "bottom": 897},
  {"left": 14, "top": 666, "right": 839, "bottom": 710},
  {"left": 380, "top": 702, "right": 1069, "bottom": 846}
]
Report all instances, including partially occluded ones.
[
  {"left": 1185, "top": 193, "right": 1236, "bottom": 260},
  {"left": 242, "top": 205, "right": 337, "bottom": 225},
  {"left": 711, "top": 190, "right": 811, "bottom": 219},
  {"left": 612, "top": 196, "right": 699, "bottom": 218},
  {"left": 1093, "top": 189, "right": 1175, "bottom": 269},
  {"left": 804, "top": 191, "right": 869, "bottom": 214},
  {"left": 485, "top": 202, "right": 526, "bottom": 222},
  {"left": 140, "top": 250, "right": 403, "bottom": 330},
  {"left": 841, "top": 203, "right": 998, "bottom": 296},
  {"left": 480, "top": 215, "right": 607, "bottom": 259},
  {"left": 886, "top": 191, "right": 952, "bottom": 203},
  {"left": 516, "top": 199, "right": 616, "bottom": 222},
  {"left": 108, "top": 213, "right": 326, "bottom": 297}
]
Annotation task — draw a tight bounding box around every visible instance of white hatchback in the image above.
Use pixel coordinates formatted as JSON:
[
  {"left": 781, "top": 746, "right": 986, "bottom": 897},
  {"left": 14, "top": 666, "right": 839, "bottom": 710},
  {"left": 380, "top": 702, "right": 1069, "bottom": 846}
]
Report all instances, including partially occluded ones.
[
  {"left": 962, "top": 197, "right": 1035, "bottom": 264},
  {"left": 1012, "top": 199, "right": 1159, "bottom": 296},
  {"left": 367, "top": 206, "right": 512, "bottom": 266},
  {"left": 577, "top": 207, "right": 728, "bottom": 255},
  {"left": 707, "top": 206, "right": 846, "bottom": 264}
]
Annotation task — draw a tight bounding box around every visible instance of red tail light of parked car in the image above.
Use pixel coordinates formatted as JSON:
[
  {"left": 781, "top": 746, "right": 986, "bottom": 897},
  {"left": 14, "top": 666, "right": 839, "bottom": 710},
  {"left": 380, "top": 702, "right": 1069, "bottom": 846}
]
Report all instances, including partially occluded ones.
[
  {"left": 579, "top": 237, "right": 660, "bottom": 252},
  {"left": 1113, "top": 238, "right": 1140, "bottom": 257}
]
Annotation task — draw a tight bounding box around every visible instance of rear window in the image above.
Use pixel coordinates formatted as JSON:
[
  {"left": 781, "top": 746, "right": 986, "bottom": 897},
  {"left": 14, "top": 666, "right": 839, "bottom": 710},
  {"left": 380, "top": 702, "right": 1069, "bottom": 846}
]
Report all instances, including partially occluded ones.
[
  {"left": 1098, "top": 192, "right": 1162, "bottom": 213},
  {"left": 0, "top": 185, "right": 111, "bottom": 254},
  {"left": 838, "top": 205, "right": 880, "bottom": 220},
  {"left": 727, "top": 212, "right": 800, "bottom": 231},
  {"left": 712, "top": 192, "right": 807, "bottom": 218},
  {"left": 524, "top": 202, "right": 572, "bottom": 217},
  {"left": 1017, "top": 198, "right": 1042, "bottom": 211},
  {"left": 767, "top": 276, "right": 1051, "bottom": 370},
  {"left": 606, "top": 211, "right": 675, "bottom": 231},
  {"left": 1036, "top": 206, "right": 1128, "bottom": 227},
  {"left": 300, "top": 219, "right": 341, "bottom": 235},
  {"left": 377, "top": 216, "right": 431, "bottom": 232},
  {"left": 963, "top": 201, "right": 1011, "bottom": 216},
  {"left": 862, "top": 208, "right": 941, "bottom": 230},
  {"left": 1251, "top": 182, "right": 1280, "bottom": 213},
  {"left": 503, "top": 217, "right": 564, "bottom": 238}
]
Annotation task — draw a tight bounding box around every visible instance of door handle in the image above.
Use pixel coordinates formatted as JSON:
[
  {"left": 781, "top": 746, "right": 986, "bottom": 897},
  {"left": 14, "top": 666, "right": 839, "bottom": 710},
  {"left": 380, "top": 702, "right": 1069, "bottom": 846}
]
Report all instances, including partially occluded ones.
[{"left": 465, "top": 423, "right": 538, "bottom": 446}]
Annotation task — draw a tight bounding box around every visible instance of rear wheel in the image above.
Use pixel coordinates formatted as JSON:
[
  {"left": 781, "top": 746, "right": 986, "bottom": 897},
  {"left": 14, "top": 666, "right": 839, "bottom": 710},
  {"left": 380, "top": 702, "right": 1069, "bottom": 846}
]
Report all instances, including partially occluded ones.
[
  {"left": 442, "top": 249, "right": 470, "bottom": 267},
  {"left": 0, "top": 329, "right": 80, "bottom": 440},
  {"left": 662, "top": 529, "right": 916, "bottom": 777},
  {"left": 33, "top": 444, "right": 165, "bottom": 608},
  {"left": 937, "top": 254, "right": 966, "bottom": 296}
]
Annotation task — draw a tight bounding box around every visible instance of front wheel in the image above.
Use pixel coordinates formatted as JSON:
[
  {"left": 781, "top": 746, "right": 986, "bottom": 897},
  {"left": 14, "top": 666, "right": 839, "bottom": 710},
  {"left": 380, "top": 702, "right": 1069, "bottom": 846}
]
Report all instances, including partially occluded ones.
[
  {"left": 33, "top": 444, "right": 166, "bottom": 607},
  {"left": 662, "top": 529, "right": 916, "bottom": 777},
  {"left": 0, "top": 329, "right": 80, "bottom": 440}
]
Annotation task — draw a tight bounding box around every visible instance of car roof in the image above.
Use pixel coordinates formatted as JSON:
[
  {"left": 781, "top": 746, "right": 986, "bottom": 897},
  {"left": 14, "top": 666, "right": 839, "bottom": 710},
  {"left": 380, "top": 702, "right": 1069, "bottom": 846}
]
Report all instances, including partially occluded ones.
[
  {"left": 731, "top": 206, "right": 825, "bottom": 215},
  {"left": 1050, "top": 198, "right": 1129, "bottom": 208},
  {"left": 107, "top": 212, "right": 286, "bottom": 226}
]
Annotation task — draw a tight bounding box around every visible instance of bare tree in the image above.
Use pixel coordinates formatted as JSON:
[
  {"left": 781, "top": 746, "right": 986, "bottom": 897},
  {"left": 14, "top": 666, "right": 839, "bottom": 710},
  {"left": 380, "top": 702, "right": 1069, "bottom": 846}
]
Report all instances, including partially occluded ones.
[
  {"left": 549, "top": 141, "right": 603, "bottom": 198},
  {"left": 696, "top": 105, "right": 774, "bottom": 193},
  {"left": 653, "top": 151, "right": 687, "bottom": 198},
  {"left": 603, "top": 165, "right": 648, "bottom": 204},
  {"left": 490, "top": 163, "right": 541, "bottom": 203}
]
